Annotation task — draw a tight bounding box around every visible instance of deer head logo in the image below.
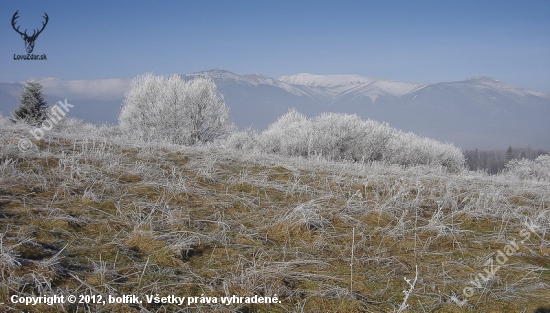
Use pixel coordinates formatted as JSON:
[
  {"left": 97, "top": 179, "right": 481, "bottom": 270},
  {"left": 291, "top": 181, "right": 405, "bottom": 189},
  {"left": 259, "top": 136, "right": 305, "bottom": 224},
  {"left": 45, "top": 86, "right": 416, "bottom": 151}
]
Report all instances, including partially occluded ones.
[{"left": 11, "top": 11, "right": 49, "bottom": 54}]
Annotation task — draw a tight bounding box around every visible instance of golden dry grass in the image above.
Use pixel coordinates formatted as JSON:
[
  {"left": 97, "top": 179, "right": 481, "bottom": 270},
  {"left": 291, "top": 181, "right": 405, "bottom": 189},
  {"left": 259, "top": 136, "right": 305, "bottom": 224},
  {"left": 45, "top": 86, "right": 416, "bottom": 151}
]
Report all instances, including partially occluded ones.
[{"left": 0, "top": 124, "right": 549, "bottom": 312}]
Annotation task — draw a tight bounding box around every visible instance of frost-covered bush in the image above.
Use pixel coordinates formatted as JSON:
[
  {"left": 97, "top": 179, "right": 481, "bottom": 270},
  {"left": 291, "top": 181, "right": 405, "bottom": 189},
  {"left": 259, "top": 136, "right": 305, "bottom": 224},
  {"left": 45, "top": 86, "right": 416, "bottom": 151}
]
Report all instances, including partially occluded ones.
[
  {"left": 257, "top": 108, "right": 312, "bottom": 157},
  {"left": 52, "top": 117, "right": 121, "bottom": 140},
  {"left": 309, "top": 113, "right": 391, "bottom": 161},
  {"left": 505, "top": 155, "right": 550, "bottom": 181},
  {"left": 0, "top": 114, "right": 13, "bottom": 127},
  {"left": 227, "top": 108, "right": 465, "bottom": 171},
  {"left": 253, "top": 110, "right": 394, "bottom": 161},
  {"left": 119, "top": 73, "right": 235, "bottom": 145},
  {"left": 384, "top": 131, "right": 465, "bottom": 172},
  {"left": 52, "top": 117, "right": 91, "bottom": 132},
  {"left": 225, "top": 127, "right": 259, "bottom": 151}
]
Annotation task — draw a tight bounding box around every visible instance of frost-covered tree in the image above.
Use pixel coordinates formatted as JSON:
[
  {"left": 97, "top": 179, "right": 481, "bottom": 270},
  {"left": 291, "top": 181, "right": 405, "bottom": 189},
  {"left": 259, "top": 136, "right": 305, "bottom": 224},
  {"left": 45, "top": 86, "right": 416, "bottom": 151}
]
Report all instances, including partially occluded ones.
[
  {"left": 505, "top": 146, "right": 514, "bottom": 162},
  {"left": 11, "top": 80, "right": 49, "bottom": 126},
  {"left": 184, "top": 77, "right": 235, "bottom": 145},
  {"left": 119, "top": 73, "right": 235, "bottom": 145},
  {"left": 118, "top": 73, "right": 164, "bottom": 140}
]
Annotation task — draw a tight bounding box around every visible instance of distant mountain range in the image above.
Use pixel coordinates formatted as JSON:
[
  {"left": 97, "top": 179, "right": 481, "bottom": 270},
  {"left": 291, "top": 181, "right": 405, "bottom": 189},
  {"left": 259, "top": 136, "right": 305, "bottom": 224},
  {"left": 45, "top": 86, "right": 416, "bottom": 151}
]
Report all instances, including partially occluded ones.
[{"left": 1, "top": 69, "right": 549, "bottom": 149}]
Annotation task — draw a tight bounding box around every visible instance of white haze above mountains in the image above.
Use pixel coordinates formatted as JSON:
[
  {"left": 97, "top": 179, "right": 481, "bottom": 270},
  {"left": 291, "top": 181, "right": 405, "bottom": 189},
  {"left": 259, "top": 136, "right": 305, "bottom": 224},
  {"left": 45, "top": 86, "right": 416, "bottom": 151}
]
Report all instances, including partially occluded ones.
[
  {"left": 1, "top": 69, "right": 549, "bottom": 150},
  {"left": 38, "top": 77, "right": 130, "bottom": 101}
]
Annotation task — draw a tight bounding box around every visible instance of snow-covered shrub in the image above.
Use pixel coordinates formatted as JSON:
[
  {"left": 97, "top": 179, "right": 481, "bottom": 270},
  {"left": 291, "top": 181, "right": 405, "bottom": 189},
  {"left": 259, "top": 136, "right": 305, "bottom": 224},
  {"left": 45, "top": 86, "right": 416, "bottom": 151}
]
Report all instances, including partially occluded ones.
[
  {"left": 505, "top": 154, "right": 550, "bottom": 181},
  {"left": 119, "top": 73, "right": 235, "bottom": 145}
]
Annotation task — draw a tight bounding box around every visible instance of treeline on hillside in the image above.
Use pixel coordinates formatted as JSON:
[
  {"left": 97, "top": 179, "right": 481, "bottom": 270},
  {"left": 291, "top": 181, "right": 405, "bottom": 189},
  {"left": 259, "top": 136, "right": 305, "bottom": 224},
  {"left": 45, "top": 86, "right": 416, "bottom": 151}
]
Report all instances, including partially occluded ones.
[{"left": 464, "top": 146, "right": 549, "bottom": 174}]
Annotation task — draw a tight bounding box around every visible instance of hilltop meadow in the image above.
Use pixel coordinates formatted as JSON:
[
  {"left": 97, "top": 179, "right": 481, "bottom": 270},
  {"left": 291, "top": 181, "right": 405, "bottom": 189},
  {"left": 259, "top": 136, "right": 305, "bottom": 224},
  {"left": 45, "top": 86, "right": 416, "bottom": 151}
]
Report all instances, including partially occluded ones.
[{"left": 1, "top": 115, "right": 549, "bottom": 312}]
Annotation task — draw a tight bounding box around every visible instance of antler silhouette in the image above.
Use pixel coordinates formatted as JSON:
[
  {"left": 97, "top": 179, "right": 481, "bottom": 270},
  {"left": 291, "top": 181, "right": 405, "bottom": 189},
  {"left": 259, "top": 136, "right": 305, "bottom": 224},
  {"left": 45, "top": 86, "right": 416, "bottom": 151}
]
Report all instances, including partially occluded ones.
[
  {"left": 34, "top": 13, "right": 49, "bottom": 38},
  {"left": 11, "top": 11, "right": 26, "bottom": 37},
  {"left": 11, "top": 11, "right": 49, "bottom": 53}
]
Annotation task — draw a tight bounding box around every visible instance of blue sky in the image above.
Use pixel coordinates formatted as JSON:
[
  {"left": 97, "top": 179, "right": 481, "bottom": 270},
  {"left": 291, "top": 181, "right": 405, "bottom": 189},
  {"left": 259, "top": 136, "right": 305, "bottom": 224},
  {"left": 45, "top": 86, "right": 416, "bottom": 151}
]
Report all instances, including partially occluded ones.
[{"left": 1, "top": 0, "right": 549, "bottom": 92}]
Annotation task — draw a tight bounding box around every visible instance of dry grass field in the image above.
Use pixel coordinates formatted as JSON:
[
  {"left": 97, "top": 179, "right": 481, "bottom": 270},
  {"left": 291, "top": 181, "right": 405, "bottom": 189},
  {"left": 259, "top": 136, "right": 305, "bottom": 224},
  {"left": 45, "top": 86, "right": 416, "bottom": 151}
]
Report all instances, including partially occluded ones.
[{"left": 1, "top": 120, "right": 549, "bottom": 312}]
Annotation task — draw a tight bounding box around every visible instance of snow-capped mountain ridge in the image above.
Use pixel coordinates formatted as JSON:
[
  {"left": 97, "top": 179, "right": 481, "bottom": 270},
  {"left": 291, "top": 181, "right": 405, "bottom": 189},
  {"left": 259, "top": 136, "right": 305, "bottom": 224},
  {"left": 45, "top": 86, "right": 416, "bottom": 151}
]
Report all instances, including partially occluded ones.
[
  {"left": 278, "top": 73, "right": 376, "bottom": 87},
  {"left": 189, "top": 70, "right": 549, "bottom": 149},
  {"left": 463, "top": 76, "right": 550, "bottom": 99},
  {"left": 277, "top": 73, "right": 427, "bottom": 101},
  {"left": 185, "top": 69, "right": 309, "bottom": 97}
]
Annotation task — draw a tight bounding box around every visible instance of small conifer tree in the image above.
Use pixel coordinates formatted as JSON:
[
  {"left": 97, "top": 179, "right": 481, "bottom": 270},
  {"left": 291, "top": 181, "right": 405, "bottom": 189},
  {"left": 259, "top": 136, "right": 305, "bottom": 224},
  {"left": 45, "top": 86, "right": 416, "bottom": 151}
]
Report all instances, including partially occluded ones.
[
  {"left": 505, "top": 146, "right": 514, "bottom": 162},
  {"left": 11, "top": 80, "right": 49, "bottom": 126}
]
